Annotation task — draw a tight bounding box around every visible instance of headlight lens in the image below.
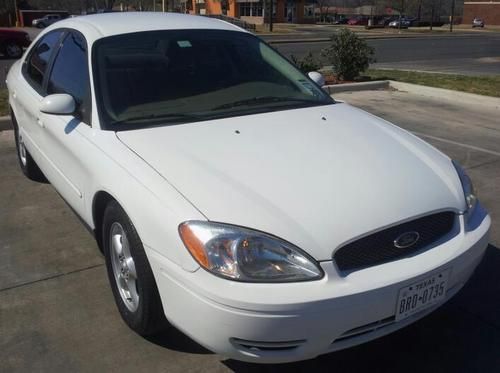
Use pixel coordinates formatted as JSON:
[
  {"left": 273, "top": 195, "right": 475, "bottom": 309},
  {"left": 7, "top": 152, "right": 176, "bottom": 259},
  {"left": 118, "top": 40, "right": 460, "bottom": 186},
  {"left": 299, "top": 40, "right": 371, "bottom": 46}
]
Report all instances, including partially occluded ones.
[
  {"left": 179, "top": 221, "right": 323, "bottom": 282},
  {"left": 452, "top": 160, "right": 477, "bottom": 212}
]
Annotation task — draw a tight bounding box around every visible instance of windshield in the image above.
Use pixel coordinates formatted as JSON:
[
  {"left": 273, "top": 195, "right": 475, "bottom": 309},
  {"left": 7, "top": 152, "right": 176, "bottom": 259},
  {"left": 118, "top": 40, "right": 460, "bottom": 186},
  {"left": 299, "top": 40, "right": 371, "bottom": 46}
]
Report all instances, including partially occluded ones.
[{"left": 92, "top": 29, "right": 333, "bottom": 129}]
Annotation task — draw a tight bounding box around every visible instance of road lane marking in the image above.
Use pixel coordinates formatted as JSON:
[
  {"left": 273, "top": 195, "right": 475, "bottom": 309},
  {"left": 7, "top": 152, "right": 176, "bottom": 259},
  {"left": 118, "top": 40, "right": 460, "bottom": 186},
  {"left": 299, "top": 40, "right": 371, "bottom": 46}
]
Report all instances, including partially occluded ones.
[{"left": 412, "top": 131, "right": 500, "bottom": 157}]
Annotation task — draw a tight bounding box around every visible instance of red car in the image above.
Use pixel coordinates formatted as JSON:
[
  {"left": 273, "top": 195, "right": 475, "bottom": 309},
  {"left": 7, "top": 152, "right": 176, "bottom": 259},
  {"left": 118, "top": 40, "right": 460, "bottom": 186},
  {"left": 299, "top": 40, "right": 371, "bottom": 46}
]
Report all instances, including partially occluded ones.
[
  {"left": 347, "top": 17, "right": 369, "bottom": 26},
  {"left": 0, "top": 28, "right": 31, "bottom": 59}
]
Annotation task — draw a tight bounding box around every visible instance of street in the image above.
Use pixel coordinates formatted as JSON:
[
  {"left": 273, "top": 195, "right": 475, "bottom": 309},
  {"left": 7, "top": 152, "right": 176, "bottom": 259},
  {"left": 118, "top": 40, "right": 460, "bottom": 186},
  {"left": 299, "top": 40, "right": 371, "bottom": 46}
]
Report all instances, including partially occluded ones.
[{"left": 273, "top": 34, "right": 500, "bottom": 75}]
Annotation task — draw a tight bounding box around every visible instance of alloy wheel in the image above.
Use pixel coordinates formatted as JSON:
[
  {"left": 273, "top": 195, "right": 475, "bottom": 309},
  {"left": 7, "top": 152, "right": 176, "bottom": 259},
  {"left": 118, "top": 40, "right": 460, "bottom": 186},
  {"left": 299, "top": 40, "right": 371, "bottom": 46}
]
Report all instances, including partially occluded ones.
[{"left": 109, "top": 222, "right": 139, "bottom": 312}]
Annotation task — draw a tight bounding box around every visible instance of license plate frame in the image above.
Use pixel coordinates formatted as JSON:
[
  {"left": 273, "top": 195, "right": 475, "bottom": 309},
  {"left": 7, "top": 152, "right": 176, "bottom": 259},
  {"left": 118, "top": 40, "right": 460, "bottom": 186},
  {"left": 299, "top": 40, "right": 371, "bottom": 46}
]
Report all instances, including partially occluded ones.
[{"left": 395, "top": 268, "right": 451, "bottom": 322}]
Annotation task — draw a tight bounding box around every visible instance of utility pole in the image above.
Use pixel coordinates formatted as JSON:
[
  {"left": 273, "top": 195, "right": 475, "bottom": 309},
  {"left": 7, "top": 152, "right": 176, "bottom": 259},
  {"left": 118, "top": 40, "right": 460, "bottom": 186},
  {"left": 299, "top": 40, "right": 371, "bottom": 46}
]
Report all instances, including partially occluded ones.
[
  {"left": 449, "top": 0, "right": 455, "bottom": 32},
  {"left": 162, "top": 0, "right": 165, "bottom": 12},
  {"left": 430, "top": 3, "right": 434, "bottom": 31},
  {"left": 13, "top": 0, "right": 19, "bottom": 27},
  {"left": 263, "top": 0, "right": 273, "bottom": 32},
  {"left": 398, "top": 0, "right": 404, "bottom": 33},
  {"left": 269, "top": 0, "right": 273, "bottom": 32}
]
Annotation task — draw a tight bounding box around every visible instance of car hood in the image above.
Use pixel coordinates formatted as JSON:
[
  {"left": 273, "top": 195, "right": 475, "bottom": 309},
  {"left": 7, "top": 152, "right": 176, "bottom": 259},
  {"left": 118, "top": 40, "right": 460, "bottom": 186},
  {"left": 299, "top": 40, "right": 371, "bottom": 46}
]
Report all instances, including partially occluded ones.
[{"left": 116, "top": 103, "right": 465, "bottom": 260}]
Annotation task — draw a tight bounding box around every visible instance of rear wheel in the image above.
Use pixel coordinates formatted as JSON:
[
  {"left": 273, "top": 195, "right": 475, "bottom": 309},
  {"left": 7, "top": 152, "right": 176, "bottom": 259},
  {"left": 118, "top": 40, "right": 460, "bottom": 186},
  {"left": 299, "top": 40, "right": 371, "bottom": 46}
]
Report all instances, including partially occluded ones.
[
  {"left": 5, "top": 42, "right": 23, "bottom": 58},
  {"left": 12, "top": 111, "right": 46, "bottom": 182},
  {"left": 103, "top": 201, "right": 168, "bottom": 336}
]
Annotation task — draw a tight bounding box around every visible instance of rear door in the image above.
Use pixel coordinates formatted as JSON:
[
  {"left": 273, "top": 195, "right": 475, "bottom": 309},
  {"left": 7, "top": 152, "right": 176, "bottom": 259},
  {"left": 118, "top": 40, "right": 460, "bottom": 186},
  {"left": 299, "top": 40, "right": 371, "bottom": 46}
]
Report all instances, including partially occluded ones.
[{"left": 14, "top": 30, "right": 64, "bottom": 170}]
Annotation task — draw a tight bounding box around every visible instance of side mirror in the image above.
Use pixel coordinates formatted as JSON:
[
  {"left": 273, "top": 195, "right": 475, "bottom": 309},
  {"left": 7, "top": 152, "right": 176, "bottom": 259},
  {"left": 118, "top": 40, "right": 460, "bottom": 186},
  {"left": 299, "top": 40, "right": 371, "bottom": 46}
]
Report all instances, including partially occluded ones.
[
  {"left": 40, "top": 93, "right": 76, "bottom": 115},
  {"left": 308, "top": 71, "right": 325, "bottom": 87}
]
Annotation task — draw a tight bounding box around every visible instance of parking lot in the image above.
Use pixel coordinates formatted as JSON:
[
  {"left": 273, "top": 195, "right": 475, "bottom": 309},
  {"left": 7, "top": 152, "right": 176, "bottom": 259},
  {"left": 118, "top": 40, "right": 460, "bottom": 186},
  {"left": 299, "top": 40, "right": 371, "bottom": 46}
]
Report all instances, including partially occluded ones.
[{"left": 1, "top": 89, "right": 499, "bottom": 372}]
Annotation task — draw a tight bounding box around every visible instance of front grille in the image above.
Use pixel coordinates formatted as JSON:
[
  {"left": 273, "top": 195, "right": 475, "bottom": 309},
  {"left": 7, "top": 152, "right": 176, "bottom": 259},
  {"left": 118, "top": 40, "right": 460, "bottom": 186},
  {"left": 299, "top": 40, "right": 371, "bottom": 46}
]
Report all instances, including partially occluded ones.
[{"left": 333, "top": 211, "right": 456, "bottom": 272}]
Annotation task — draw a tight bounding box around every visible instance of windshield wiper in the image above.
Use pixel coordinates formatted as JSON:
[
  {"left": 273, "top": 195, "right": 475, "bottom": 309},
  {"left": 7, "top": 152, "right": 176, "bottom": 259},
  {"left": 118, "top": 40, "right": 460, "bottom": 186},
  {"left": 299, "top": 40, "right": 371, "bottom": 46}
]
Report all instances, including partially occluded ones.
[
  {"left": 109, "top": 112, "right": 200, "bottom": 126},
  {"left": 212, "top": 96, "right": 320, "bottom": 111}
]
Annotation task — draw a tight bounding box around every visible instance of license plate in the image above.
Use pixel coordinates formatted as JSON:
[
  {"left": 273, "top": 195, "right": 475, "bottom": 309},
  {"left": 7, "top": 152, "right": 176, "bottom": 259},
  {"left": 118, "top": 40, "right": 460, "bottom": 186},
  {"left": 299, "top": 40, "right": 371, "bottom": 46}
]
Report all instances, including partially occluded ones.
[{"left": 395, "top": 269, "right": 451, "bottom": 322}]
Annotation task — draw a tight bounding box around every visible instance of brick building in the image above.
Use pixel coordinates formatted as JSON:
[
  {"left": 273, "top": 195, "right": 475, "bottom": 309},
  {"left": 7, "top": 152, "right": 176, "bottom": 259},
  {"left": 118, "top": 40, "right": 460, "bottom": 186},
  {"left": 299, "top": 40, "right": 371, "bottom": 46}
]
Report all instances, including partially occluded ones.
[
  {"left": 463, "top": 1, "right": 500, "bottom": 25},
  {"left": 187, "top": 0, "right": 316, "bottom": 24}
]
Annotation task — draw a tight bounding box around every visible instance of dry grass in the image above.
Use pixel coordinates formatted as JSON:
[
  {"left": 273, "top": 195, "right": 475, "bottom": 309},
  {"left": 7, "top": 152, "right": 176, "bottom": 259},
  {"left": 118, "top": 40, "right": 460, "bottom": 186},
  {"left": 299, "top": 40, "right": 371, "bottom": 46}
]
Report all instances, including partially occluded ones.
[{"left": 365, "top": 69, "right": 500, "bottom": 97}]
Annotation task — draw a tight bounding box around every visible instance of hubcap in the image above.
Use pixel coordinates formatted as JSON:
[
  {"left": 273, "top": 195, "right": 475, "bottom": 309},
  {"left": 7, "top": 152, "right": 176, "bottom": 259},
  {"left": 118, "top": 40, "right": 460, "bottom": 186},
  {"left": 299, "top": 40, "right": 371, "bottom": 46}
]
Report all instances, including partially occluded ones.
[
  {"left": 17, "top": 131, "right": 27, "bottom": 166},
  {"left": 6, "top": 44, "right": 21, "bottom": 57},
  {"left": 109, "top": 222, "right": 139, "bottom": 312}
]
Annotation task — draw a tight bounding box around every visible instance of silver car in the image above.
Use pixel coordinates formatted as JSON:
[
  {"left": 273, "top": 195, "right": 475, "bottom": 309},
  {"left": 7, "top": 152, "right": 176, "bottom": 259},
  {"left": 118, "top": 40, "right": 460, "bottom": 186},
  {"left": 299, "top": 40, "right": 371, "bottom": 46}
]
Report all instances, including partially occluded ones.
[
  {"left": 472, "top": 18, "right": 485, "bottom": 28},
  {"left": 32, "top": 14, "right": 62, "bottom": 28}
]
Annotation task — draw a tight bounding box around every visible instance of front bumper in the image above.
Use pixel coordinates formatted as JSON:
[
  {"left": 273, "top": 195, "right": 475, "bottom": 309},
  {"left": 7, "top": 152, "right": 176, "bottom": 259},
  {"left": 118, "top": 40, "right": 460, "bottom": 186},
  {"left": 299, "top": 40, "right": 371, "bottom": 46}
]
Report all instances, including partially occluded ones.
[{"left": 147, "top": 210, "right": 490, "bottom": 363}]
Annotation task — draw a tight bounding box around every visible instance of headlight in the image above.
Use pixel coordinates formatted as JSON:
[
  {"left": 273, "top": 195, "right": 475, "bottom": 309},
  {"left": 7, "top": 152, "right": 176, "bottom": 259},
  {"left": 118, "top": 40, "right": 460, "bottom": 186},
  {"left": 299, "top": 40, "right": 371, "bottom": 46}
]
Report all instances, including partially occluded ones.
[
  {"left": 179, "top": 221, "right": 323, "bottom": 282},
  {"left": 452, "top": 160, "right": 477, "bottom": 213}
]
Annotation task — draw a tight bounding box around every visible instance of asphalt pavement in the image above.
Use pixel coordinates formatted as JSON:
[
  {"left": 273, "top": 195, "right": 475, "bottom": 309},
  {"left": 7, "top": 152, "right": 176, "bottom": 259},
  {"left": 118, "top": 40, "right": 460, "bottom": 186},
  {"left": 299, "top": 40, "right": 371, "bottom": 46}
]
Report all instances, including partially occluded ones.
[
  {"left": 273, "top": 33, "right": 500, "bottom": 76},
  {"left": 1, "top": 88, "right": 499, "bottom": 372}
]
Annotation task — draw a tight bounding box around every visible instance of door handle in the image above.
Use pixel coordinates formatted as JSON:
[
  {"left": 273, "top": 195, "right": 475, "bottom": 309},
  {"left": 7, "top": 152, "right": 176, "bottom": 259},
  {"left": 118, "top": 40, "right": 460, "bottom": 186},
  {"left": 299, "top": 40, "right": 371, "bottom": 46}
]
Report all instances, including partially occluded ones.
[
  {"left": 12, "top": 91, "right": 17, "bottom": 99},
  {"left": 37, "top": 117, "right": 45, "bottom": 128}
]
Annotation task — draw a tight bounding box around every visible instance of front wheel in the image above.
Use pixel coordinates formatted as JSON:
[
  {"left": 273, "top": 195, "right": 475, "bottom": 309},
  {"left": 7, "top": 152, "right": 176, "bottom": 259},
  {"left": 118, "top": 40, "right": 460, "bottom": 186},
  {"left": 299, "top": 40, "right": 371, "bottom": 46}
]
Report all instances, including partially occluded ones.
[
  {"left": 5, "top": 42, "right": 23, "bottom": 58},
  {"left": 103, "top": 201, "right": 168, "bottom": 336},
  {"left": 36, "top": 23, "right": 45, "bottom": 28}
]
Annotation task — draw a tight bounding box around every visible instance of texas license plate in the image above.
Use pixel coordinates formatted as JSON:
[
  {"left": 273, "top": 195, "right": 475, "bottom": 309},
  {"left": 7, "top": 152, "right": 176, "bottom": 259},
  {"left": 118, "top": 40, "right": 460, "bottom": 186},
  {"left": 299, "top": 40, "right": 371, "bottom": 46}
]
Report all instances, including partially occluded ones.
[{"left": 395, "top": 269, "right": 451, "bottom": 322}]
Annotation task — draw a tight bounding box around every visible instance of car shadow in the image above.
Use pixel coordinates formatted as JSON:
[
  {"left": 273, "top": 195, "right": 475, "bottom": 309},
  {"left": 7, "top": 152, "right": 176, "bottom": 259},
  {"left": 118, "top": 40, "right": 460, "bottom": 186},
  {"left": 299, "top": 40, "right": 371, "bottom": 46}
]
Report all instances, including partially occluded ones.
[
  {"left": 222, "top": 244, "right": 500, "bottom": 372},
  {"left": 144, "top": 245, "right": 500, "bottom": 371},
  {"left": 144, "top": 325, "right": 213, "bottom": 355}
]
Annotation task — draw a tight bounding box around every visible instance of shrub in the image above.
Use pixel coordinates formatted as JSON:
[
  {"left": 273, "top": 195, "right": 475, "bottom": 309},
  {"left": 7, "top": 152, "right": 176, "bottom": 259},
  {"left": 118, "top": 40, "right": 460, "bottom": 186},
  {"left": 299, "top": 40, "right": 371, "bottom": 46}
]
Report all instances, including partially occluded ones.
[
  {"left": 321, "top": 29, "right": 376, "bottom": 81},
  {"left": 290, "top": 52, "right": 322, "bottom": 73}
]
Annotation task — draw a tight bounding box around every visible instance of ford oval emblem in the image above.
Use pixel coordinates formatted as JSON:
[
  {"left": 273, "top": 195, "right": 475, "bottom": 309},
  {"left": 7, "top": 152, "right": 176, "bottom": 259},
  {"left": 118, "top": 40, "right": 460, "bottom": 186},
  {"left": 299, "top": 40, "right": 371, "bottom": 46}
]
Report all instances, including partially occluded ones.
[{"left": 394, "top": 231, "right": 420, "bottom": 249}]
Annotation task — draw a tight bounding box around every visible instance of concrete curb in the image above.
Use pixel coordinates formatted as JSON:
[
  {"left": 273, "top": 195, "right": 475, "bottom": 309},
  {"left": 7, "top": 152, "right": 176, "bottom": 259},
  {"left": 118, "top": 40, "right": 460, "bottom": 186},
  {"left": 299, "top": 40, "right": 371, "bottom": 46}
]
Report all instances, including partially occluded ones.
[
  {"left": 324, "top": 80, "right": 500, "bottom": 110},
  {"left": 267, "top": 37, "right": 331, "bottom": 44},
  {"left": 0, "top": 115, "right": 11, "bottom": 131},
  {"left": 324, "top": 80, "right": 389, "bottom": 94},
  {"left": 388, "top": 81, "right": 500, "bottom": 109}
]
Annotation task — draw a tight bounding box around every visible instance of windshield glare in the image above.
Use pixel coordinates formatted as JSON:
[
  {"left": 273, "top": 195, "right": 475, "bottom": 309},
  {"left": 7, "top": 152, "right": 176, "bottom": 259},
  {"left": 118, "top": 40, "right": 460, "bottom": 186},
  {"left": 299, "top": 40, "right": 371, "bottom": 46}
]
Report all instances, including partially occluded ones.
[{"left": 93, "top": 29, "right": 333, "bottom": 129}]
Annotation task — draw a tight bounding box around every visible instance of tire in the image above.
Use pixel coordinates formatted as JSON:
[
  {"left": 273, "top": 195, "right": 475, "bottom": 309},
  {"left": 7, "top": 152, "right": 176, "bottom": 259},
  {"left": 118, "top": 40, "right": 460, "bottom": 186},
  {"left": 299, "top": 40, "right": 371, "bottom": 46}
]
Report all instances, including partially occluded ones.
[
  {"left": 102, "top": 200, "right": 168, "bottom": 336},
  {"left": 37, "top": 23, "right": 45, "bottom": 28},
  {"left": 11, "top": 111, "right": 46, "bottom": 182},
  {"left": 5, "top": 42, "right": 23, "bottom": 59}
]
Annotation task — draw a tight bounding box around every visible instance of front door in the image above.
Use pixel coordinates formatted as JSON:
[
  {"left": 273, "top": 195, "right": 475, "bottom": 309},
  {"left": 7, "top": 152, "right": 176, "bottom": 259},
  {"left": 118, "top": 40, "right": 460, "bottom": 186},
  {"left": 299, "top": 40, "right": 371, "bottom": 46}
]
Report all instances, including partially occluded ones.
[{"left": 38, "top": 30, "right": 93, "bottom": 217}]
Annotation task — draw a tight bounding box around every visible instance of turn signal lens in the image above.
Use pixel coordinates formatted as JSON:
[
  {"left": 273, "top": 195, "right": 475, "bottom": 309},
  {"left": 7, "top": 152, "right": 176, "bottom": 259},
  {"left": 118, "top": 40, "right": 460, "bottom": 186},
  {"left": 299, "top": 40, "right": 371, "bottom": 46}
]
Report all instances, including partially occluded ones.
[
  {"left": 179, "top": 223, "right": 209, "bottom": 268},
  {"left": 452, "top": 160, "right": 478, "bottom": 212}
]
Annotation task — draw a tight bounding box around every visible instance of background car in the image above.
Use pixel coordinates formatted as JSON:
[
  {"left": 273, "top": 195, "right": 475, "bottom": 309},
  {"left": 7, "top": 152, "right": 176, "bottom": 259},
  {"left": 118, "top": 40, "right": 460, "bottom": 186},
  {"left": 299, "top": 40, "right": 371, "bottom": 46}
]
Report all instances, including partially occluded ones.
[
  {"left": 333, "top": 18, "right": 349, "bottom": 25},
  {"left": 0, "top": 28, "right": 30, "bottom": 58},
  {"left": 347, "top": 16, "right": 369, "bottom": 25},
  {"left": 388, "top": 18, "right": 412, "bottom": 28},
  {"left": 32, "top": 14, "right": 62, "bottom": 28},
  {"left": 472, "top": 18, "right": 485, "bottom": 28}
]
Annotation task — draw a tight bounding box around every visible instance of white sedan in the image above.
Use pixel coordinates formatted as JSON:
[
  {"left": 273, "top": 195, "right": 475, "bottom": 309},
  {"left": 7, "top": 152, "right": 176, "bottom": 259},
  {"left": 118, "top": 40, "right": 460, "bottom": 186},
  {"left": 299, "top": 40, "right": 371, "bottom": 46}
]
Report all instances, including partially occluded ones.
[{"left": 6, "top": 12, "right": 490, "bottom": 363}]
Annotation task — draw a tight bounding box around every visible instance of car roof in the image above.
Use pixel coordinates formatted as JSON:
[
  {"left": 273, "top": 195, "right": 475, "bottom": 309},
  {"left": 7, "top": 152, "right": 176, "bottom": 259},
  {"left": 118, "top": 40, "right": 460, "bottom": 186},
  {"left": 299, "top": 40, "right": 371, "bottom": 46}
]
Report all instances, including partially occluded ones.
[{"left": 48, "top": 12, "right": 246, "bottom": 40}]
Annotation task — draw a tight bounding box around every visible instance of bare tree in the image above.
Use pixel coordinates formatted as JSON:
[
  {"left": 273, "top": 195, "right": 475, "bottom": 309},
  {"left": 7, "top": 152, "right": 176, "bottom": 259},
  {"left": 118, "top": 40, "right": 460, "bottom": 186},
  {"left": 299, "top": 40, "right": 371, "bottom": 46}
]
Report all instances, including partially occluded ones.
[{"left": 316, "top": 0, "right": 334, "bottom": 22}]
